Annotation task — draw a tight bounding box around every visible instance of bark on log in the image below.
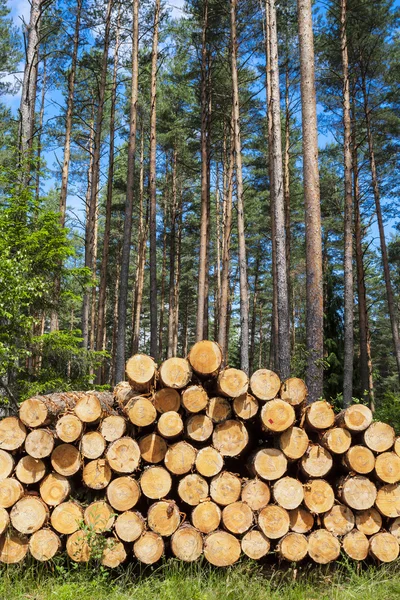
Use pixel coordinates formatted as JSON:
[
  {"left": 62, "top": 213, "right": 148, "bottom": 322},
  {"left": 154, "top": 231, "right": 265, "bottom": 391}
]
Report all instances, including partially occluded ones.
[
  {"left": 139, "top": 433, "right": 167, "bottom": 463},
  {"left": 217, "top": 368, "right": 248, "bottom": 398},
  {"left": 10, "top": 496, "right": 48, "bottom": 534},
  {"left": 212, "top": 419, "right": 248, "bottom": 456},
  {"left": 80, "top": 431, "right": 106, "bottom": 459},
  {"left": 153, "top": 388, "right": 181, "bottom": 413},
  {"left": 82, "top": 459, "right": 112, "bottom": 489},
  {"left": 233, "top": 393, "right": 259, "bottom": 420},
  {"left": 222, "top": 501, "right": 253, "bottom": 534},
  {"left": 250, "top": 448, "right": 287, "bottom": 481},
  {"left": 273, "top": 476, "right": 304, "bottom": 509},
  {"left": 0, "top": 478, "right": 24, "bottom": 508},
  {"left": 114, "top": 381, "right": 136, "bottom": 408},
  {"left": 206, "top": 397, "right": 231, "bottom": 423},
  {"left": 188, "top": 341, "right": 223, "bottom": 377},
  {"left": 260, "top": 399, "right": 295, "bottom": 433},
  {"left": 29, "top": 529, "right": 61, "bottom": 561},
  {"left": 249, "top": 369, "right": 281, "bottom": 400},
  {"left": 114, "top": 510, "right": 145, "bottom": 542},
  {"left": 107, "top": 476, "right": 141, "bottom": 510},
  {"left": 106, "top": 437, "right": 140, "bottom": 473},
  {"left": 195, "top": 446, "right": 224, "bottom": 477},
  {"left": 258, "top": 505, "right": 290, "bottom": 539},
  {"left": 280, "top": 378, "right": 307, "bottom": 406},
  {"left": 323, "top": 504, "right": 354, "bottom": 535},
  {"left": 50, "top": 501, "right": 83, "bottom": 534},
  {"left": 303, "top": 479, "right": 334, "bottom": 513},
  {"left": 19, "top": 393, "right": 81, "bottom": 428},
  {"left": 147, "top": 500, "right": 181, "bottom": 536},
  {"left": 279, "top": 426, "right": 309, "bottom": 460},
  {"left": 191, "top": 501, "right": 221, "bottom": 533},
  {"left": 307, "top": 529, "right": 340, "bottom": 564},
  {"left": 40, "top": 472, "right": 70, "bottom": 506},
  {"left": 277, "top": 532, "right": 308, "bottom": 562},
  {"left": 210, "top": 472, "right": 241, "bottom": 505},
  {"left": 305, "top": 401, "right": 335, "bottom": 430},
  {"left": 25, "top": 429, "right": 54, "bottom": 459},
  {"left": 241, "top": 479, "right": 270, "bottom": 511},
  {"left": 241, "top": 530, "right": 270, "bottom": 559},
  {"left": 203, "top": 530, "right": 241, "bottom": 566},
  {"left": 159, "top": 358, "right": 192, "bottom": 389},
  {"left": 84, "top": 501, "right": 115, "bottom": 533},
  {"left": 178, "top": 473, "right": 209, "bottom": 506},
  {"left": 164, "top": 441, "right": 196, "bottom": 475},
  {"left": 133, "top": 531, "right": 164, "bottom": 564},
  {"left": 56, "top": 414, "right": 83, "bottom": 443},
  {"left": 364, "top": 421, "right": 395, "bottom": 453},
  {"left": 171, "top": 524, "right": 203, "bottom": 562},
  {"left": 126, "top": 354, "right": 156, "bottom": 392},
  {"left": 16, "top": 455, "right": 46, "bottom": 484},
  {"left": 51, "top": 444, "right": 81, "bottom": 476},
  {"left": 342, "top": 529, "right": 369, "bottom": 560},
  {"left": 181, "top": 385, "right": 208, "bottom": 413},
  {"left": 140, "top": 466, "right": 171, "bottom": 500}
]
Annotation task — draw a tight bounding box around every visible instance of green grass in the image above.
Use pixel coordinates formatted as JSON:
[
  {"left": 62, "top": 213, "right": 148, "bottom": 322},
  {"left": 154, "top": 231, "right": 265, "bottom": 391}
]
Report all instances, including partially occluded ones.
[{"left": 1, "top": 558, "right": 400, "bottom": 600}]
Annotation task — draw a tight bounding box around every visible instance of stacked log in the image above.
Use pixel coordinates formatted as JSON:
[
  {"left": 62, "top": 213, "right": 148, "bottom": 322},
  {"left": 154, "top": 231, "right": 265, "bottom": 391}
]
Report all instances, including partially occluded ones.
[{"left": 0, "top": 340, "right": 399, "bottom": 568}]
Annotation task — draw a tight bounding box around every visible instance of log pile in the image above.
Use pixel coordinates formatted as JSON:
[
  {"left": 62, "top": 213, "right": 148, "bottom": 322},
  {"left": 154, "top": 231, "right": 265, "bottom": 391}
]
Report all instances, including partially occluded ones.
[{"left": 0, "top": 340, "right": 399, "bottom": 567}]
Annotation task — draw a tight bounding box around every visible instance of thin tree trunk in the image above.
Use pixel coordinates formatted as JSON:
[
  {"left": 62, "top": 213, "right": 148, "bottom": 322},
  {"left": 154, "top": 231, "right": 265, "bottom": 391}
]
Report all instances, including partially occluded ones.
[
  {"left": 96, "top": 8, "right": 121, "bottom": 382},
  {"left": 267, "top": 0, "right": 290, "bottom": 379},
  {"left": 131, "top": 121, "right": 146, "bottom": 355},
  {"left": 35, "top": 53, "right": 46, "bottom": 201},
  {"left": 217, "top": 111, "right": 234, "bottom": 358},
  {"left": 263, "top": 0, "right": 279, "bottom": 371},
  {"left": 214, "top": 166, "right": 221, "bottom": 341},
  {"left": 158, "top": 196, "right": 168, "bottom": 360},
  {"left": 115, "top": 0, "right": 139, "bottom": 380},
  {"left": 167, "top": 149, "right": 178, "bottom": 358},
  {"left": 250, "top": 254, "right": 260, "bottom": 373},
  {"left": 196, "top": 0, "right": 209, "bottom": 342},
  {"left": 111, "top": 247, "right": 122, "bottom": 385},
  {"left": 203, "top": 59, "right": 212, "bottom": 341},
  {"left": 173, "top": 187, "right": 182, "bottom": 355},
  {"left": 297, "top": 0, "right": 324, "bottom": 401},
  {"left": 82, "top": 108, "right": 95, "bottom": 349},
  {"left": 361, "top": 74, "right": 400, "bottom": 380},
  {"left": 341, "top": 0, "right": 354, "bottom": 407},
  {"left": 352, "top": 119, "right": 374, "bottom": 409},
  {"left": 59, "top": 0, "right": 82, "bottom": 226},
  {"left": 258, "top": 303, "right": 263, "bottom": 368},
  {"left": 231, "top": 0, "right": 250, "bottom": 374},
  {"left": 19, "top": 0, "right": 42, "bottom": 171},
  {"left": 149, "top": 0, "right": 161, "bottom": 360}
]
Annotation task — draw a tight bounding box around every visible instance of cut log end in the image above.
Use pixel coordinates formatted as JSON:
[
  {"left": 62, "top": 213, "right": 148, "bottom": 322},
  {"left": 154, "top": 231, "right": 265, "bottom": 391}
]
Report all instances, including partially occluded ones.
[
  {"left": 19, "top": 397, "right": 48, "bottom": 428},
  {"left": 159, "top": 357, "right": 192, "bottom": 389},
  {"left": 153, "top": 388, "right": 181, "bottom": 413},
  {"left": 0, "top": 533, "right": 28, "bottom": 564},
  {"left": 195, "top": 446, "right": 224, "bottom": 477},
  {"left": 241, "top": 479, "right": 270, "bottom": 511},
  {"left": 164, "top": 441, "right": 196, "bottom": 475},
  {"left": 303, "top": 479, "right": 334, "bottom": 514},
  {"left": 178, "top": 473, "right": 209, "bottom": 506},
  {"left": 273, "top": 476, "right": 304, "bottom": 510},
  {"left": 80, "top": 431, "right": 106, "bottom": 460},
  {"left": 17, "top": 455, "right": 46, "bottom": 486},
  {"left": 344, "top": 445, "right": 375, "bottom": 474},
  {"left": 56, "top": 414, "right": 83, "bottom": 443},
  {"left": 206, "top": 397, "right": 232, "bottom": 423},
  {"left": 25, "top": 428, "right": 54, "bottom": 459},
  {"left": 101, "top": 539, "right": 127, "bottom": 568},
  {"left": 0, "top": 417, "right": 26, "bottom": 451},
  {"left": 126, "top": 354, "right": 156, "bottom": 392},
  {"left": 251, "top": 448, "right": 287, "bottom": 481},
  {"left": 340, "top": 404, "right": 373, "bottom": 432},
  {"left": 280, "top": 378, "right": 307, "bottom": 406},
  {"left": 82, "top": 459, "right": 112, "bottom": 490},
  {"left": 210, "top": 471, "right": 242, "bottom": 506},
  {"left": 29, "top": 529, "right": 61, "bottom": 561},
  {"left": 222, "top": 501, "right": 253, "bottom": 534},
  {"left": 204, "top": 530, "right": 241, "bottom": 566},
  {"left": 106, "top": 437, "right": 141, "bottom": 473},
  {"left": 364, "top": 421, "right": 395, "bottom": 453},
  {"left": 114, "top": 510, "right": 145, "bottom": 542},
  {"left": 100, "top": 415, "right": 127, "bottom": 442},
  {"left": 126, "top": 397, "right": 157, "bottom": 427},
  {"left": 305, "top": 401, "right": 335, "bottom": 430},
  {"left": 191, "top": 501, "right": 221, "bottom": 534},
  {"left": 308, "top": 529, "right": 340, "bottom": 564},
  {"left": 323, "top": 504, "right": 354, "bottom": 535},
  {"left": 355, "top": 507, "right": 382, "bottom": 535},
  {"left": 147, "top": 500, "right": 181, "bottom": 536},
  {"left": 278, "top": 532, "right": 308, "bottom": 562},
  {"left": 342, "top": 529, "right": 369, "bottom": 560},
  {"left": 258, "top": 505, "right": 290, "bottom": 539},
  {"left": 181, "top": 385, "right": 208, "bottom": 413},
  {"left": 212, "top": 419, "right": 248, "bottom": 456},
  {"left": 301, "top": 445, "right": 333, "bottom": 478},
  {"left": 369, "top": 532, "right": 399, "bottom": 562},
  {"left": 375, "top": 452, "right": 400, "bottom": 484},
  {"left": 217, "top": 368, "right": 249, "bottom": 398},
  {"left": 133, "top": 531, "right": 164, "bottom": 564},
  {"left": 279, "top": 426, "right": 309, "bottom": 460},
  {"left": 40, "top": 472, "right": 70, "bottom": 506},
  {"left": 188, "top": 340, "right": 222, "bottom": 377},
  {"left": 340, "top": 475, "right": 377, "bottom": 510},
  {"left": 261, "top": 399, "right": 295, "bottom": 432},
  {"left": 375, "top": 483, "right": 400, "bottom": 517},
  {"left": 139, "top": 433, "right": 167, "bottom": 464},
  {"left": 0, "top": 478, "right": 24, "bottom": 508},
  {"left": 10, "top": 496, "right": 48, "bottom": 534},
  {"left": 171, "top": 525, "right": 203, "bottom": 562},
  {"left": 51, "top": 443, "right": 81, "bottom": 476},
  {"left": 157, "top": 411, "right": 184, "bottom": 438},
  {"left": 233, "top": 393, "right": 259, "bottom": 420},
  {"left": 84, "top": 501, "right": 115, "bottom": 533},
  {"left": 140, "top": 466, "right": 172, "bottom": 500},
  {"left": 186, "top": 414, "right": 213, "bottom": 443},
  {"left": 66, "top": 530, "right": 91, "bottom": 562},
  {"left": 50, "top": 501, "right": 83, "bottom": 534},
  {"left": 321, "top": 427, "right": 351, "bottom": 455},
  {"left": 241, "top": 530, "right": 270, "bottom": 559},
  {"left": 107, "top": 475, "right": 141, "bottom": 510},
  {"left": 288, "top": 508, "right": 314, "bottom": 533}
]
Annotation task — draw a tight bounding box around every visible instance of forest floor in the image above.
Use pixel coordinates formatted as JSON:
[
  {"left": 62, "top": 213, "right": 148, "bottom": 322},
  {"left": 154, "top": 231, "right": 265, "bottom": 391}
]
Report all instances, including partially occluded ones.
[{"left": 1, "top": 559, "right": 400, "bottom": 600}]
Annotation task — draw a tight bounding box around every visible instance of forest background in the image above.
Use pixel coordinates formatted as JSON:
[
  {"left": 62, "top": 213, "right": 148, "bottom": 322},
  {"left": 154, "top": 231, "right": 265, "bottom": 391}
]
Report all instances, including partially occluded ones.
[{"left": 1, "top": 0, "right": 399, "bottom": 424}]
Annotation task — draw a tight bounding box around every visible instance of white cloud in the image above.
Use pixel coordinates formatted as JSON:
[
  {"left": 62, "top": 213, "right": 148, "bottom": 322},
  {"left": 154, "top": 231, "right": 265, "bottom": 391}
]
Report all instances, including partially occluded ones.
[
  {"left": 167, "top": 0, "right": 186, "bottom": 19},
  {"left": 9, "top": 0, "right": 30, "bottom": 26}
]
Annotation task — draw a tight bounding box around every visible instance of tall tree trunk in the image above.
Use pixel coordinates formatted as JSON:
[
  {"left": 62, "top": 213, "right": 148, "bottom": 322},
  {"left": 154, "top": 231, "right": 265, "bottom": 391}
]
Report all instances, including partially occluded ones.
[
  {"left": 230, "top": 0, "right": 250, "bottom": 373},
  {"left": 217, "top": 112, "right": 234, "bottom": 359},
  {"left": 196, "top": 0, "right": 209, "bottom": 342},
  {"left": 84, "top": 0, "right": 113, "bottom": 352},
  {"left": 173, "top": 187, "right": 183, "bottom": 355},
  {"left": 167, "top": 149, "right": 178, "bottom": 358},
  {"left": 149, "top": 0, "right": 161, "bottom": 360},
  {"left": 283, "top": 63, "right": 291, "bottom": 289},
  {"left": 111, "top": 245, "right": 122, "bottom": 385},
  {"left": 158, "top": 196, "right": 168, "bottom": 360},
  {"left": 341, "top": 0, "right": 354, "bottom": 407},
  {"left": 35, "top": 53, "right": 46, "bottom": 202},
  {"left": 214, "top": 166, "right": 221, "bottom": 341},
  {"left": 267, "top": 0, "right": 290, "bottom": 379},
  {"left": 96, "top": 9, "right": 121, "bottom": 382},
  {"left": 250, "top": 254, "right": 260, "bottom": 373},
  {"left": 131, "top": 121, "right": 146, "bottom": 355},
  {"left": 361, "top": 74, "right": 400, "bottom": 380},
  {"left": 19, "top": 0, "right": 42, "bottom": 172},
  {"left": 297, "top": 0, "right": 324, "bottom": 401},
  {"left": 263, "top": 0, "right": 279, "bottom": 371},
  {"left": 59, "top": 0, "right": 82, "bottom": 226},
  {"left": 352, "top": 120, "right": 374, "bottom": 409},
  {"left": 115, "top": 0, "right": 139, "bottom": 381},
  {"left": 82, "top": 108, "right": 95, "bottom": 350}
]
